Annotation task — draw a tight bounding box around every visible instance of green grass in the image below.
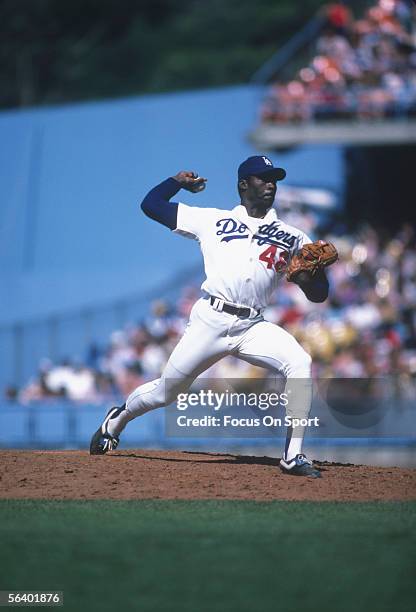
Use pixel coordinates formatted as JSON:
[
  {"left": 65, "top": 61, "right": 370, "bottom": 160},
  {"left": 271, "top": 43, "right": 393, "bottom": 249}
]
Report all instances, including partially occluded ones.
[{"left": 0, "top": 500, "right": 415, "bottom": 612}]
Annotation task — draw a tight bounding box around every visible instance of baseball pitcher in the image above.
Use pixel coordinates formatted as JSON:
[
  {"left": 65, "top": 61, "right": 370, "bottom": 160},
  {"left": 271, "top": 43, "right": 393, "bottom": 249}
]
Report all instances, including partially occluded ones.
[{"left": 90, "top": 156, "right": 338, "bottom": 477}]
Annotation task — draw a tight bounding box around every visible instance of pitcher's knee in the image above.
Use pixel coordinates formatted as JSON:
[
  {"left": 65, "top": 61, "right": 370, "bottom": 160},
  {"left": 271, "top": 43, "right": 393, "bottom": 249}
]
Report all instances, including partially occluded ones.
[{"left": 286, "top": 350, "right": 312, "bottom": 378}]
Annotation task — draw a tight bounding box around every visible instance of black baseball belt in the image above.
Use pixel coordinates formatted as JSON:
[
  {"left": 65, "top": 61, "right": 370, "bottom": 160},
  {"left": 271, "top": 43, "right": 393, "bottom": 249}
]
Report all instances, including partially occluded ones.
[{"left": 209, "top": 296, "right": 260, "bottom": 319}]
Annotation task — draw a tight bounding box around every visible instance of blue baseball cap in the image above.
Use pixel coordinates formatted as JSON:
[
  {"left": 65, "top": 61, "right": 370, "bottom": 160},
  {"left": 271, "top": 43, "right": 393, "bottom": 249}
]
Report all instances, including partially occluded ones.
[{"left": 238, "top": 155, "right": 286, "bottom": 181}]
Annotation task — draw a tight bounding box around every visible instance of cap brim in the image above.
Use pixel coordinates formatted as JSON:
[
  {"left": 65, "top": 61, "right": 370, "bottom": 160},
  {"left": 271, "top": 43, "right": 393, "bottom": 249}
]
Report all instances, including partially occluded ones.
[{"left": 258, "top": 168, "right": 286, "bottom": 181}]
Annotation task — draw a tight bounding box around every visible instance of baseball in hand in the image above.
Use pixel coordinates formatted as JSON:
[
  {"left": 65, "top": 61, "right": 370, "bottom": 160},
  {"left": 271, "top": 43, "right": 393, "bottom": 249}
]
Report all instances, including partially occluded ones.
[
  {"left": 193, "top": 179, "right": 207, "bottom": 192},
  {"left": 173, "top": 171, "right": 207, "bottom": 193}
]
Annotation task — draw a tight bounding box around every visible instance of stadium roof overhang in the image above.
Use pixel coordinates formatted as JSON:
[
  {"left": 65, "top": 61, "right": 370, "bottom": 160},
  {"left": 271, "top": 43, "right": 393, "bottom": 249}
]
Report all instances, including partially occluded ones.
[{"left": 249, "top": 120, "right": 416, "bottom": 150}]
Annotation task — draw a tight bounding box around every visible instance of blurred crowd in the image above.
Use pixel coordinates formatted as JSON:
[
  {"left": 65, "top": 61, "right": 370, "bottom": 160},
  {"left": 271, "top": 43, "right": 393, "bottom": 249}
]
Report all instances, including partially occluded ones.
[
  {"left": 8, "top": 219, "right": 416, "bottom": 404},
  {"left": 261, "top": 0, "right": 416, "bottom": 123}
]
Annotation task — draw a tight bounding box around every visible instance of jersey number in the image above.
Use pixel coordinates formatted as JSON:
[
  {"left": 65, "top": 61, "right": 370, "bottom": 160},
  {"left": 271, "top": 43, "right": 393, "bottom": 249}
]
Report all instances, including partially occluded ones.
[{"left": 259, "top": 246, "right": 289, "bottom": 272}]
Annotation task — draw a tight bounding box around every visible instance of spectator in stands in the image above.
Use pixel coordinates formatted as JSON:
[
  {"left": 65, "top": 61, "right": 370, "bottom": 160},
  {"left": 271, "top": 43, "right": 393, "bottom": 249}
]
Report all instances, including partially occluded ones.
[
  {"left": 324, "top": 2, "right": 353, "bottom": 36},
  {"left": 261, "top": 0, "right": 416, "bottom": 123}
]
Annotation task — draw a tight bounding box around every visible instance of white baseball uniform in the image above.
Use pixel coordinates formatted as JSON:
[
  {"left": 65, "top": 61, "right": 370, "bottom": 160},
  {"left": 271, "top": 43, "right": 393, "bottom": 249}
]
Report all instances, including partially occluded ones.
[{"left": 110, "top": 201, "right": 314, "bottom": 460}]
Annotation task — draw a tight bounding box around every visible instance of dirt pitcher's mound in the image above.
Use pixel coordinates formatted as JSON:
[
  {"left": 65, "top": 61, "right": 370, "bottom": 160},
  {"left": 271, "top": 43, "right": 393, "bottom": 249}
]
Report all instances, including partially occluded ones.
[{"left": 1, "top": 450, "right": 415, "bottom": 502}]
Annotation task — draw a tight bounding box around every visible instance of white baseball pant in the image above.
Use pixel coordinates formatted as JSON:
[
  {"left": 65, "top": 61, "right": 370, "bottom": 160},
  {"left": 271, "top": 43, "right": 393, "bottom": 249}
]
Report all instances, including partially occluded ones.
[{"left": 110, "top": 297, "right": 312, "bottom": 459}]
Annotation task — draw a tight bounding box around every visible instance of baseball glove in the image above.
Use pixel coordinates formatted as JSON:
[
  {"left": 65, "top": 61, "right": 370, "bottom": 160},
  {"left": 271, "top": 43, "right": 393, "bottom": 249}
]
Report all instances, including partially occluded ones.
[{"left": 286, "top": 240, "right": 338, "bottom": 282}]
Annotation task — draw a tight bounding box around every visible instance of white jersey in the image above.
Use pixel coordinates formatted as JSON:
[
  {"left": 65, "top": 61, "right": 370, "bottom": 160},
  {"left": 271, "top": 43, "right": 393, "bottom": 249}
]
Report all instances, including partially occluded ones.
[{"left": 174, "top": 202, "right": 312, "bottom": 310}]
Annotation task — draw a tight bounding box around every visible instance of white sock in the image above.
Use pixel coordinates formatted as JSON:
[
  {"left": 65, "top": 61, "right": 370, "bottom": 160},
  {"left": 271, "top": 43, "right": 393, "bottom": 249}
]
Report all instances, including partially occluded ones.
[
  {"left": 284, "top": 428, "right": 303, "bottom": 461},
  {"left": 107, "top": 407, "right": 132, "bottom": 437}
]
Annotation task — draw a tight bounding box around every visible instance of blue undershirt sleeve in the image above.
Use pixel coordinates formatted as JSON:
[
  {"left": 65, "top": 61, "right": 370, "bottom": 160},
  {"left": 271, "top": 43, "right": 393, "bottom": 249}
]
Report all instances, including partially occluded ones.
[{"left": 140, "top": 177, "right": 181, "bottom": 230}]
